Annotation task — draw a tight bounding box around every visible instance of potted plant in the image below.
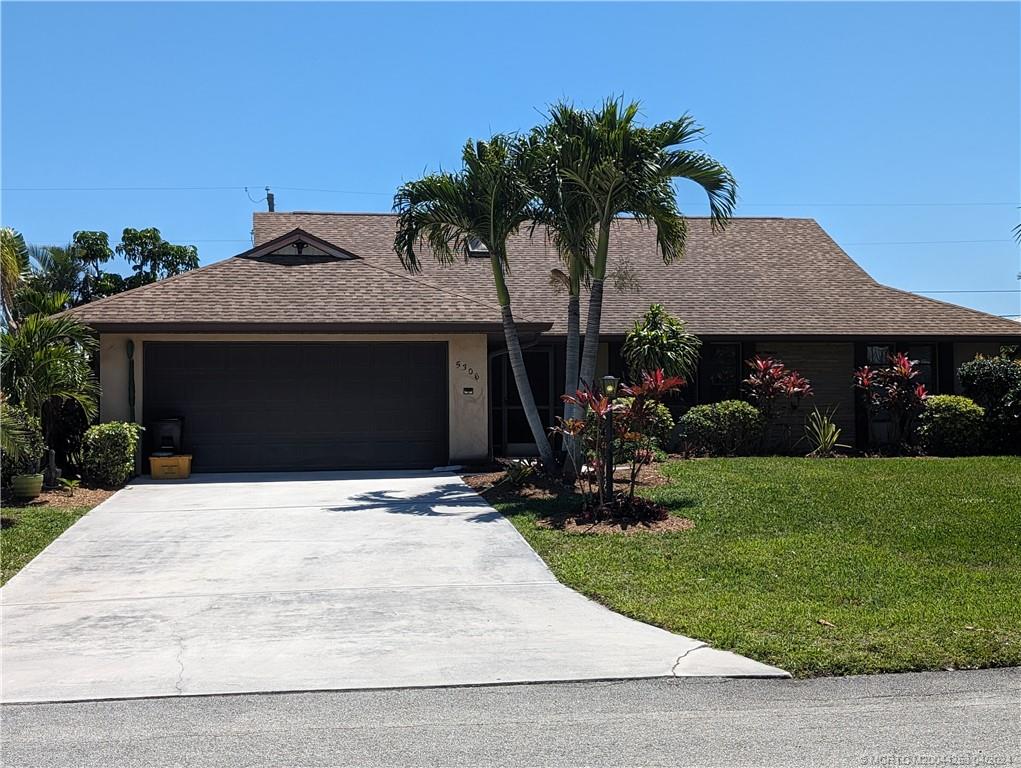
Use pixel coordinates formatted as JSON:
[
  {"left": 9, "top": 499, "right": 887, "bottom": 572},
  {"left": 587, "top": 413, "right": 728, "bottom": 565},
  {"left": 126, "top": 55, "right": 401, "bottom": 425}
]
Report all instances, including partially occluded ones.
[{"left": 1, "top": 400, "right": 46, "bottom": 500}]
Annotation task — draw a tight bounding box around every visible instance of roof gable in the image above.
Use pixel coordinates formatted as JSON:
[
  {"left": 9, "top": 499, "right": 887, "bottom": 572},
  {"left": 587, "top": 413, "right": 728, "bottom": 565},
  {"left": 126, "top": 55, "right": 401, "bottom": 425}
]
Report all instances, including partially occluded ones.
[{"left": 237, "top": 228, "right": 360, "bottom": 261}]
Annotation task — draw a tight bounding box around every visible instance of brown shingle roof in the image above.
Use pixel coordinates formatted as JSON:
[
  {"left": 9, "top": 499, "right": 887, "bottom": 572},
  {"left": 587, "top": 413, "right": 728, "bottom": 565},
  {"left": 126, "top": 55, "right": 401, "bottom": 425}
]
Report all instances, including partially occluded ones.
[
  {"left": 65, "top": 229, "right": 547, "bottom": 333},
  {"left": 67, "top": 213, "right": 1021, "bottom": 338},
  {"left": 250, "top": 212, "right": 1021, "bottom": 338}
]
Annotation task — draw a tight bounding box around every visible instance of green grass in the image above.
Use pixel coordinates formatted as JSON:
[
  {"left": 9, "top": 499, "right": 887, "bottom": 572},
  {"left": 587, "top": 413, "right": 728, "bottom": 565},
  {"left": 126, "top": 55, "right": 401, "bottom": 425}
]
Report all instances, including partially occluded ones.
[
  {"left": 1, "top": 506, "right": 89, "bottom": 585},
  {"left": 500, "top": 457, "right": 1021, "bottom": 677}
]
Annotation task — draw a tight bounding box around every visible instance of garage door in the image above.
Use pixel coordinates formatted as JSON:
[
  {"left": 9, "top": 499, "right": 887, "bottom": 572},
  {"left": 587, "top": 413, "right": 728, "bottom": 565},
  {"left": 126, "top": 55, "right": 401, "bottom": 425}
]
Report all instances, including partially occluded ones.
[{"left": 142, "top": 342, "right": 448, "bottom": 472}]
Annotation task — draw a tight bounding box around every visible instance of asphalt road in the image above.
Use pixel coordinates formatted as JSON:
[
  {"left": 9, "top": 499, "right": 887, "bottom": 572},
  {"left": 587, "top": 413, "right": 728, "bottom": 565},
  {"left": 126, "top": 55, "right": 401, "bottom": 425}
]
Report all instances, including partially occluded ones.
[{"left": 3, "top": 668, "right": 1018, "bottom": 767}]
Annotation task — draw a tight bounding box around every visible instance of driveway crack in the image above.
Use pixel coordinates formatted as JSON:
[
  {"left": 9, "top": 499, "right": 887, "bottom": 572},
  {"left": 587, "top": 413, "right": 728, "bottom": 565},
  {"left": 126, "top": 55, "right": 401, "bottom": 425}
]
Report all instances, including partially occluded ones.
[
  {"left": 173, "top": 635, "right": 186, "bottom": 694},
  {"left": 671, "top": 644, "right": 709, "bottom": 676}
]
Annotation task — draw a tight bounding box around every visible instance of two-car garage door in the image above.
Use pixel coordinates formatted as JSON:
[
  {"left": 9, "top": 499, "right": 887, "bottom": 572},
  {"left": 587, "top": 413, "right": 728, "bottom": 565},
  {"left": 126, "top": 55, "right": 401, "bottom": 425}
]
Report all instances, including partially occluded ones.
[{"left": 142, "top": 342, "right": 448, "bottom": 472}]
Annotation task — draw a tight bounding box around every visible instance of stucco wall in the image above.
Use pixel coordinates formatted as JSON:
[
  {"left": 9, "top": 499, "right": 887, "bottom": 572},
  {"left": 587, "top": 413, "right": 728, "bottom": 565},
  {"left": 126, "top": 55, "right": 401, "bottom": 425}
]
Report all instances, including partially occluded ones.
[
  {"left": 754, "top": 341, "right": 857, "bottom": 445},
  {"left": 98, "top": 333, "right": 489, "bottom": 466}
]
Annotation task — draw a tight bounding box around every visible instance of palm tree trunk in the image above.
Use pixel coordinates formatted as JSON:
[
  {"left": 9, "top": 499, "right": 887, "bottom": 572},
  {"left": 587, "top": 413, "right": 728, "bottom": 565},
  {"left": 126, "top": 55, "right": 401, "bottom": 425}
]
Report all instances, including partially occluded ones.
[
  {"left": 491, "top": 255, "right": 556, "bottom": 471},
  {"left": 561, "top": 288, "right": 581, "bottom": 478},
  {"left": 577, "top": 219, "right": 611, "bottom": 399}
]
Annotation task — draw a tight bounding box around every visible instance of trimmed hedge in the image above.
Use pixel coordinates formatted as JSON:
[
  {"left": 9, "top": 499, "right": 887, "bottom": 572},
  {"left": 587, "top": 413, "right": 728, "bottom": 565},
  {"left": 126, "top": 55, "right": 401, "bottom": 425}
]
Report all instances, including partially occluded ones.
[
  {"left": 680, "top": 400, "right": 764, "bottom": 456},
  {"left": 82, "top": 422, "right": 144, "bottom": 488},
  {"left": 1, "top": 403, "right": 46, "bottom": 483},
  {"left": 918, "top": 395, "right": 985, "bottom": 456}
]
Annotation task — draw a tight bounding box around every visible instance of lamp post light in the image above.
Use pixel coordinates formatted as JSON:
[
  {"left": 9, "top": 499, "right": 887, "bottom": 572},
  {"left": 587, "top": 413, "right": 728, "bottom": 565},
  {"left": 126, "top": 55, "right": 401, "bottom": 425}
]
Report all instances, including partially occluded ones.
[{"left": 601, "top": 375, "right": 619, "bottom": 505}]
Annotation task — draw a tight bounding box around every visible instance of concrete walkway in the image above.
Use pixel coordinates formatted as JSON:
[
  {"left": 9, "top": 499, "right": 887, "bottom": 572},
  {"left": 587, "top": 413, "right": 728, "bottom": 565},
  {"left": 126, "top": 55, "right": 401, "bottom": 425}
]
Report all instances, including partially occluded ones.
[{"left": 1, "top": 471, "right": 784, "bottom": 703}]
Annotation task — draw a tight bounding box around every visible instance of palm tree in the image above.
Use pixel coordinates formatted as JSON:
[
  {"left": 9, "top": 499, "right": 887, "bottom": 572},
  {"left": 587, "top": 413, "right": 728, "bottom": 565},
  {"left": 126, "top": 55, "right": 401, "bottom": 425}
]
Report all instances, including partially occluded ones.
[
  {"left": 1, "top": 228, "right": 31, "bottom": 326},
  {"left": 558, "top": 99, "right": 737, "bottom": 402},
  {"left": 27, "top": 244, "right": 85, "bottom": 306},
  {"left": 394, "top": 136, "right": 557, "bottom": 470},
  {"left": 0, "top": 313, "right": 99, "bottom": 451},
  {"left": 525, "top": 107, "right": 599, "bottom": 473}
]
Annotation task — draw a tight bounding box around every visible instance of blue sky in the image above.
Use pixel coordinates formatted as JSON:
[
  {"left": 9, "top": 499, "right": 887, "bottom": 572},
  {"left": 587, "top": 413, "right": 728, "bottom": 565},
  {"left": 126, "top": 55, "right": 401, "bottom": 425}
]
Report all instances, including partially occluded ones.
[{"left": 2, "top": 1, "right": 1019, "bottom": 317}]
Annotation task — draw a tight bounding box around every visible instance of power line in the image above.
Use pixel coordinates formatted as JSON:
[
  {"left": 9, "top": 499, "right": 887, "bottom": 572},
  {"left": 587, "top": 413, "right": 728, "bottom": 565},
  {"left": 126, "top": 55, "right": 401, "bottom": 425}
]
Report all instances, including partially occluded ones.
[
  {"left": 845, "top": 239, "right": 1012, "bottom": 246},
  {"left": 911, "top": 289, "right": 1020, "bottom": 294},
  {"left": 2, "top": 185, "right": 1018, "bottom": 207}
]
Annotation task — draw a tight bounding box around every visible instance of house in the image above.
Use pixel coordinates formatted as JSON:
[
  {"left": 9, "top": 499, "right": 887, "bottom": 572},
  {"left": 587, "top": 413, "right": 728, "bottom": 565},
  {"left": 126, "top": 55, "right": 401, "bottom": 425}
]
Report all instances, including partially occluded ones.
[{"left": 65, "top": 212, "right": 1021, "bottom": 472}]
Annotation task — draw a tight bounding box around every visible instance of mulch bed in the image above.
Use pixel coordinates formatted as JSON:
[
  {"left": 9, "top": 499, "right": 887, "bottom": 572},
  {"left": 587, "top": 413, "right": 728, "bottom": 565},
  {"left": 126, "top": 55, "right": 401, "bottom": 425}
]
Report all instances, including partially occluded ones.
[
  {"left": 3, "top": 486, "right": 116, "bottom": 510},
  {"left": 463, "top": 461, "right": 693, "bottom": 535}
]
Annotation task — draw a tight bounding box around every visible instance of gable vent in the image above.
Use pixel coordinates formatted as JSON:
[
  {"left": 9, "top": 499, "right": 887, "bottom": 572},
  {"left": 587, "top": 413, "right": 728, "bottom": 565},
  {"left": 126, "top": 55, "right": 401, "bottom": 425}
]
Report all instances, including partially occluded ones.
[{"left": 467, "top": 237, "right": 489, "bottom": 257}]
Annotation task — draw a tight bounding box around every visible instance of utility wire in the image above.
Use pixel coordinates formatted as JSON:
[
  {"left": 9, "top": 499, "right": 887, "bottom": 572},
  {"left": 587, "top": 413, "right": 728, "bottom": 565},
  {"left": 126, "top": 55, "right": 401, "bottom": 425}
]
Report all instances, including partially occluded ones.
[
  {"left": 2, "top": 184, "right": 1018, "bottom": 207},
  {"left": 910, "top": 289, "right": 1020, "bottom": 294}
]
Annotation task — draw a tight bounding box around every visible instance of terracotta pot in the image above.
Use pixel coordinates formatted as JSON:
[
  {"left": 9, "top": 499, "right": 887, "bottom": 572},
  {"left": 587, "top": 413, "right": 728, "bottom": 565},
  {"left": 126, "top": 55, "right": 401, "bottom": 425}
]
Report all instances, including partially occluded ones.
[{"left": 11, "top": 474, "right": 44, "bottom": 499}]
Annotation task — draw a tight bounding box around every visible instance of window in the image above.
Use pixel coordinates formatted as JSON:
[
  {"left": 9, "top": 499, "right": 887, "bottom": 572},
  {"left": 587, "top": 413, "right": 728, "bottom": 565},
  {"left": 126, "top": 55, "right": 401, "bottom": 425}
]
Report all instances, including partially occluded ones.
[
  {"left": 866, "top": 344, "right": 892, "bottom": 366},
  {"left": 699, "top": 343, "right": 742, "bottom": 403}
]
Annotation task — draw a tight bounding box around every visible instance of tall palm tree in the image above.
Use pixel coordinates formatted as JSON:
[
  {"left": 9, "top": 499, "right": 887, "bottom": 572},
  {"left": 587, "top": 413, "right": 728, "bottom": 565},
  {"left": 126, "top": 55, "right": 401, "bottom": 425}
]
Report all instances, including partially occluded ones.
[
  {"left": 1, "top": 227, "right": 31, "bottom": 326},
  {"left": 394, "top": 136, "right": 557, "bottom": 469},
  {"left": 525, "top": 108, "right": 599, "bottom": 473},
  {"left": 558, "top": 99, "right": 738, "bottom": 402},
  {"left": 0, "top": 313, "right": 99, "bottom": 450}
]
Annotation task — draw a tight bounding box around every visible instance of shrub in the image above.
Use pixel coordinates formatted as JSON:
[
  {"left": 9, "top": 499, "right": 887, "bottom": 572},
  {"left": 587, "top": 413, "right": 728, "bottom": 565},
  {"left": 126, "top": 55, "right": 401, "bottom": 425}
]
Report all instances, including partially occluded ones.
[
  {"left": 958, "top": 352, "right": 1021, "bottom": 454},
  {"left": 621, "top": 304, "right": 701, "bottom": 381},
  {"left": 82, "top": 422, "right": 144, "bottom": 487},
  {"left": 917, "top": 395, "right": 985, "bottom": 456},
  {"left": 1, "top": 402, "right": 46, "bottom": 483},
  {"left": 555, "top": 369, "right": 684, "bottom": 517},
  {"left": 854, "top": 352, "right": 928, "bottom": 452},
  {"left": 680, "top": 400, "right": 764, "bottom": 456},
  {"left": 615, "top": 397, "right": 675, "bottom": 448}
]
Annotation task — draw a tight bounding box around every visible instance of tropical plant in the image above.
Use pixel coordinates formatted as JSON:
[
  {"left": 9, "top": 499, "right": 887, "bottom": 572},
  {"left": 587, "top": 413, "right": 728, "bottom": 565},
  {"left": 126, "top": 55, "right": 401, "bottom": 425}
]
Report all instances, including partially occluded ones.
[
  {"left": 0, "top": 313, "right": 100, "bottom": 453},
  {"left": 15, "top": 287, "right": 73, "bottom": 319},
  {"left": 957, "top": 350, "right": 1021, "bottom": 454},
  {"left": 524, "top": 110, "right": 599, "bottom": 474},
  {"left": 555, "top": 386, "right": 615, "bottom": 509},
  {"left": 854, "top": 352, "right": 928, "bottom": 451},
  {"left": 393, "top": 136, "right": 557, "bottom": 470},
  {"left": 616, "top": 370, "right": 685, "bottom": 504},
  {"left": 743, "top": 355, "right": 813, "bottom": 419},
  {"left": 918, "top": 395, "right": 986, "bottom": 456},
  {"left": 0, "top": 401, "right": 46, "bottom": 483},
  {"left": 680, "top": 400, "right": 764, "bottom": 456},
  {"left": 553, "top": 99, "right": 736, "bottom": 416},
  {"left": 1, "top": 227, "right": 30, "bottom": 326},
  {"left": 621, "top": 303, "right": 701, "bottom": 382},
  {"left": 82, "top": 422, "right": 144, "bottom": 487},
  {"left": 803, "top": 406, "right": 849, "bottom": 458}
]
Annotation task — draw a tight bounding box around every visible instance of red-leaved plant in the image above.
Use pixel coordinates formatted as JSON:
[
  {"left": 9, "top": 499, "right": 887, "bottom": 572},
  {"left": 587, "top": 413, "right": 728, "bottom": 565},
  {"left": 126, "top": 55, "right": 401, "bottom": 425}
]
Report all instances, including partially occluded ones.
[
  {"left": 553, "top": 369, "right": 684, "bottom": 520},
  {"left": 854, "top": 352, "right": 928, "bottom": 451},
  {"left": 743, "top": 355, "right": 813, "bottom": 451}
]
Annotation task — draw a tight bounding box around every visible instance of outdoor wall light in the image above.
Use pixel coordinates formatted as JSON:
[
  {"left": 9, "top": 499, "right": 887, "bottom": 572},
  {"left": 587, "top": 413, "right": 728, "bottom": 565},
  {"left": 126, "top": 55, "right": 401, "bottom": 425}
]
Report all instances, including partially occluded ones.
[{"left": 602, "top": 375, "right": 619, "bottom": 398}]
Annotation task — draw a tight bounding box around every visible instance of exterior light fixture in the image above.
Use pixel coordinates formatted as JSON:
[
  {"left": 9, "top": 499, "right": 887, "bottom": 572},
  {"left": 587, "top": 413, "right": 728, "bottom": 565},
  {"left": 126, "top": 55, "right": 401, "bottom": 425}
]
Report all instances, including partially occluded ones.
[{"left": 601, "top": 375, "right": 619, "bottom": 505}]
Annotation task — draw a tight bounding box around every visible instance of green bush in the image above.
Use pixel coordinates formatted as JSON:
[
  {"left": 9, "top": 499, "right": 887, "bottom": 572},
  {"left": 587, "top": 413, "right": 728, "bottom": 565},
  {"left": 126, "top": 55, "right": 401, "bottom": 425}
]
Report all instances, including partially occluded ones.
[
  {"left": 918, "top": 395, "right": 986, "bottom": 456},
  {"left": 1, "top": 402, "right": 46, "bottom": 483},
  {"left": 616, "top": 397, "right": 675, "bottom": 447},
  {"left": 958, "top": 352, "right": 1021, "bottom": 454},
  {"left": 82, "top": 422, "right": 144, "bottom": 487},
  {"left": 679, "top": 400, "right": 764, "bottom": 456}
]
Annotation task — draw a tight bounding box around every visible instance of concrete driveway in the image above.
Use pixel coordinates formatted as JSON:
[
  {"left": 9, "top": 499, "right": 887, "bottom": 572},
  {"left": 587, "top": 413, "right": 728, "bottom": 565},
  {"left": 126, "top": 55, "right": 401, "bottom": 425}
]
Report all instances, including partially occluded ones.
[{"left": 1, "top": 471, "right": 784, "bottom": 703}]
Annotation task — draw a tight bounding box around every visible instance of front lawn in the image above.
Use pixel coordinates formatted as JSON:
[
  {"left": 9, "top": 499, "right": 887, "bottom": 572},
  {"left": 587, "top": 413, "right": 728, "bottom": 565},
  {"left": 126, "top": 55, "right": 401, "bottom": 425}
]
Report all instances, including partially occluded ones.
[
  {"left": 499, "top": 457, "right": 1021, "bottom": 677},
  {"left": 1, "top": 505, "right": 90, "bottom": 585}
]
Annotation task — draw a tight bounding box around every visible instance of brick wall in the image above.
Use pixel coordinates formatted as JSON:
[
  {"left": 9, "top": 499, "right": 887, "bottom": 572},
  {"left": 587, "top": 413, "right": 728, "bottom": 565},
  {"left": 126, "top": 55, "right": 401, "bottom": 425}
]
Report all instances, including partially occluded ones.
[{"left": 754, "top": 341, "right": 857, "bottom": 447}]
